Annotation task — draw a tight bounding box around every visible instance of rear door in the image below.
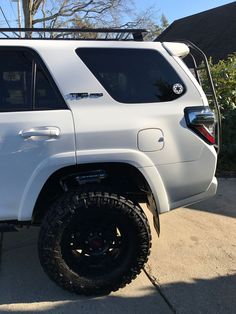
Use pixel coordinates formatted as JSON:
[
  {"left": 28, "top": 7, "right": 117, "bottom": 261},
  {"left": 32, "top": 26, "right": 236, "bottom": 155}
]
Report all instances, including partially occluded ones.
[{"left": 0, "top": 47, "right": 75, "bottom": 220}]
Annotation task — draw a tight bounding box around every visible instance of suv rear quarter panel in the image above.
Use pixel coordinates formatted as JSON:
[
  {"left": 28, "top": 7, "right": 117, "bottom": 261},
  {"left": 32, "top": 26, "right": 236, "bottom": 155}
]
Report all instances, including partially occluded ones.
[{"left": 36, "top": 40, "right": 217, "bottom": 211}]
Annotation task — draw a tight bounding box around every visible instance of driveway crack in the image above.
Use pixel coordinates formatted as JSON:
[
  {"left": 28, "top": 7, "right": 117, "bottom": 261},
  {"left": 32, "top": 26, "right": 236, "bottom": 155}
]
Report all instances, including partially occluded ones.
[{"left": 144, "top": 265, "right": 178, "bottom": 314}]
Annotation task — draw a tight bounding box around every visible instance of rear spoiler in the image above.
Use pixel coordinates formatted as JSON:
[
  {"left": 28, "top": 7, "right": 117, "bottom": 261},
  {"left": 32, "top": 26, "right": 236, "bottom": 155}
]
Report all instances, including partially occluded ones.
[{"left": 162, "top": 42, "right": 190, "bottom": 58}]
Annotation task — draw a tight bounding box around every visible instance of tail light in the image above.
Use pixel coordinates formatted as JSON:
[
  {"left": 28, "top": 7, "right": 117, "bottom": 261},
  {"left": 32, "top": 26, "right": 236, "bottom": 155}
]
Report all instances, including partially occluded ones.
[{"left": 184, "top": 107, "right": 215, "bottom": 145}]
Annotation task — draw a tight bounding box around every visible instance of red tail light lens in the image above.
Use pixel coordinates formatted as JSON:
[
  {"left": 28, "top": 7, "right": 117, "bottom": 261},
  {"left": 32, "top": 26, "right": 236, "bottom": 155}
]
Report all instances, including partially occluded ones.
[{"left": 184, "top": 107, "right": 215, "bottom": 145}]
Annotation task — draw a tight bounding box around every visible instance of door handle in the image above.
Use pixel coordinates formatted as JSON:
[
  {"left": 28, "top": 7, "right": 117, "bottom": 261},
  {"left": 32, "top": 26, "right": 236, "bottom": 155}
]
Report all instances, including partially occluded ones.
[{"left": 19, "top": 127, "right": 60, "bottom": 138}]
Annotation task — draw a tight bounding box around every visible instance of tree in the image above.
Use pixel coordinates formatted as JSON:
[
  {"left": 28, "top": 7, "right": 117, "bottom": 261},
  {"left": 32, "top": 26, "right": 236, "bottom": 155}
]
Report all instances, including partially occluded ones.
[
  {"left": 21, "top": 0, "right": 168, "bottom": 40},
  {"left": 118, "top": 7, "right": 169, "bottom": 41},
  {"left": 22, "top": 0, "right": 128, "bottom": 29}
]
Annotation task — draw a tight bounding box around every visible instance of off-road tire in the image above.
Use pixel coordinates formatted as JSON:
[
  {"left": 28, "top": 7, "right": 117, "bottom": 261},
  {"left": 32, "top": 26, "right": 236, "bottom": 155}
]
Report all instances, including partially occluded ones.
[{"left": 38, "top": 190, "right": 151, "bottom": 295}]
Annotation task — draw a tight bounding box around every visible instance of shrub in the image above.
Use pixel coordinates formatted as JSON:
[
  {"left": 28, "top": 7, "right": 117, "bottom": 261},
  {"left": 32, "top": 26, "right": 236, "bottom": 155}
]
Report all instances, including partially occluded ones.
[{"left": 202, "top": 53, "right": 236, "bottom": 172}]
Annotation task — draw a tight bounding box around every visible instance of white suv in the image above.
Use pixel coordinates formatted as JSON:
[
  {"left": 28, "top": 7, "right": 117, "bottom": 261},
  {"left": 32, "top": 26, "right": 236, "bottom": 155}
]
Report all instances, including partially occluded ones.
[{"left": 0, "top": 28, "right": 220, "bottom": 295}]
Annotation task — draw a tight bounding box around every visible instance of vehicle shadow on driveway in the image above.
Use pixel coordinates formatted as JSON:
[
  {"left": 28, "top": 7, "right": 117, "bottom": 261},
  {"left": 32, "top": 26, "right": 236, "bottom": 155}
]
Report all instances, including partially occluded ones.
[
  {"left": 0, "top": 229, "right": 235, "bottom": 314},
  {"left": 0, "top": 228, "right": 170, "bottom": 314},
  {"left": 189, "top": 178, "right": 236, "bottom": 218},
  {"left": 159, "top": 273, "right": 236, "bottom": 314}
]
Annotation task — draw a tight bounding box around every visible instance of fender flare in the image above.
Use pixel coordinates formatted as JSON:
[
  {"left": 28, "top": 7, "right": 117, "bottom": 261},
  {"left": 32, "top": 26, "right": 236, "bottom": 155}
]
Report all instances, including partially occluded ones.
[{"left": 18, "top": 149, "right": 169, "bottom": 225}]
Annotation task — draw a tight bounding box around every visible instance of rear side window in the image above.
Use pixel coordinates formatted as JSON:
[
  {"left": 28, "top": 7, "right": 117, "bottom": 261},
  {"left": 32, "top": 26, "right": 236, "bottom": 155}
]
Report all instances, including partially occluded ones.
[
  {"left": 0, "top": 51, "right": 32, "bottom": 111},
  {"left": 34, "top": 63, "right": 66, "bottom": 110},
  {"left": 76, "top": 48, "right": 186, "bottom": 103},
  {"left": 0, "top": 48, "right": 67, "bottom": 112}
]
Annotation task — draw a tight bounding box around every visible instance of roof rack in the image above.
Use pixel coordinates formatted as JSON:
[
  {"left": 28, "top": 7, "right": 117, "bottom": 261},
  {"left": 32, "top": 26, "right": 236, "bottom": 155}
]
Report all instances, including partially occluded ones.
[{"left": 0, "top": 28, "right": 148, "bottom": 41}]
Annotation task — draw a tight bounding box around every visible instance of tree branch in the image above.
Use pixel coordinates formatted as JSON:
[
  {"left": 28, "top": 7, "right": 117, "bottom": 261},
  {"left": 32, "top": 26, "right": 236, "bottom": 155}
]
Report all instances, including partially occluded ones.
[
  {"left": 33, "top": 0, "right": 94, "bottom": 24},
  {"left": 32, "top": 0, "right": 43, "bottom": 15},
  {"left": 33, "top": 0, "right": 118, "bottom": 25}
]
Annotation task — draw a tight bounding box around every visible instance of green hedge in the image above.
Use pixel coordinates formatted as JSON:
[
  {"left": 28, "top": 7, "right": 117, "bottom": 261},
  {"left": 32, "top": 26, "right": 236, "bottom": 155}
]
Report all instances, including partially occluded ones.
[{"left": 202, "top": 53, "right": 236, "bottom": 172}]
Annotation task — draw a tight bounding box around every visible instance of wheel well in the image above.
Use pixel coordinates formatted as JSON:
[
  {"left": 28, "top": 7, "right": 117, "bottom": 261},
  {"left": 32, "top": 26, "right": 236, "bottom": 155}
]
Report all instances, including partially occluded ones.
[{"left": 32, "top": 163, "right": 152, "bottom": 224}]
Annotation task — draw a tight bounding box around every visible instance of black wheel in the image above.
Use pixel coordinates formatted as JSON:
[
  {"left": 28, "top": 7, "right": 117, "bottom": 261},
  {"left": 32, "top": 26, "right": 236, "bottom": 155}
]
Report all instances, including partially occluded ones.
[{"left": 38, "top": 190, "right": 151, "bottom": 295}]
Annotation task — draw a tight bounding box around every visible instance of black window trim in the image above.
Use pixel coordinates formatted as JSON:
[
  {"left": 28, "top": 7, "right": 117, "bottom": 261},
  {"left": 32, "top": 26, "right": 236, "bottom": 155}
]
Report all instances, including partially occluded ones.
[
  {"left": 32, "top": 59, "right": 37, "bottom": 110},
  {"left": 0, "top": 46, "right": 68, "bottom": 112}
]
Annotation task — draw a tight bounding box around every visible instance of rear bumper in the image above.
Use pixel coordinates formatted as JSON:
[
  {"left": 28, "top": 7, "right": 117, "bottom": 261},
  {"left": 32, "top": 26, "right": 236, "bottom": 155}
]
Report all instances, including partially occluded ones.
[
  {"left": 170, "top": 176, "right": 217, "bottom": 210},
  {"left": 155, "top": 142, "right": 217, "bottom": 212},
  {"left": 139, "top": 159, "right": 217, "bottom": 215}
]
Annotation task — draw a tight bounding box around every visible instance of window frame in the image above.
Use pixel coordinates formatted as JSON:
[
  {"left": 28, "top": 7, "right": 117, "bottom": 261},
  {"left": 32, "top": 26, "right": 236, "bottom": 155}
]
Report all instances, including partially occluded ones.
[{"left": 0, "top": 46, "right": 68, "bottom": 112}]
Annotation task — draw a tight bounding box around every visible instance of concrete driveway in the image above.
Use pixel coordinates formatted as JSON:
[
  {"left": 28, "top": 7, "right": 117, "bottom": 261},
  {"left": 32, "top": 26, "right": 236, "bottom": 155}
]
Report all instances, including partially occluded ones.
[
  {"left": 146, "top": 178, "right": 236, "bottom": 314},
  {"left": 0, "top": 178, "right": 235, "bottom": 313}
]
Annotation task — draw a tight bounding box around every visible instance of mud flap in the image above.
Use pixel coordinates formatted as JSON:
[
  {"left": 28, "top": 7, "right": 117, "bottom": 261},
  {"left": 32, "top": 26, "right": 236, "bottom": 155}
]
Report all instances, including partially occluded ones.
[{"left": 147, "top": 192, "right": 160, "bottom": 236}]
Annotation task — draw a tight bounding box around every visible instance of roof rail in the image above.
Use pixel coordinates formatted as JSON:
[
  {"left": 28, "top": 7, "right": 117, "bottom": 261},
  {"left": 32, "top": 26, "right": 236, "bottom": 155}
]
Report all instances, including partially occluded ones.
[{"left": 0, "top": 28, "right": 148, "bottom": 41}]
